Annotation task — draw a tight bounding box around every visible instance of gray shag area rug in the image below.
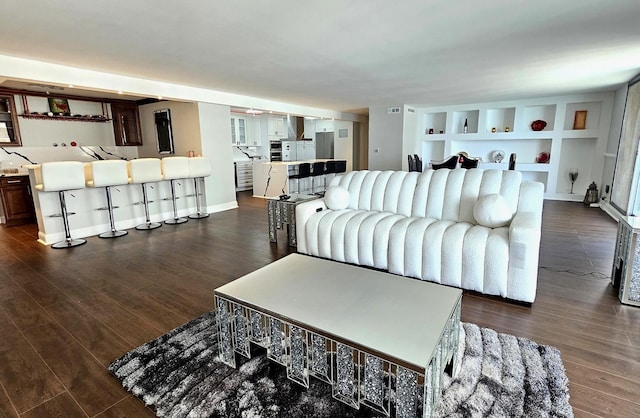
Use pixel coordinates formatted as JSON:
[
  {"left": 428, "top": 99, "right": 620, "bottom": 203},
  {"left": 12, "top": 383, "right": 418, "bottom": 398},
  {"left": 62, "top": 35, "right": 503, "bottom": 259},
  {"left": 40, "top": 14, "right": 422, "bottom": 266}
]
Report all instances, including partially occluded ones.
[{"left": 109, "top": 311, "right": 573, "bottom": 417}]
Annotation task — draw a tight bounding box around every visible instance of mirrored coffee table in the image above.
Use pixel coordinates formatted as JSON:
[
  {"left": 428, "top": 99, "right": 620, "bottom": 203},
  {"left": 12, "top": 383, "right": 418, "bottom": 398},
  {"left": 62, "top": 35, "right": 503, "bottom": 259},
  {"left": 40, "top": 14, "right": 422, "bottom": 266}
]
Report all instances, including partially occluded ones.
[{"left": 214, "top": 254, "right": 462, "bottom": 417}]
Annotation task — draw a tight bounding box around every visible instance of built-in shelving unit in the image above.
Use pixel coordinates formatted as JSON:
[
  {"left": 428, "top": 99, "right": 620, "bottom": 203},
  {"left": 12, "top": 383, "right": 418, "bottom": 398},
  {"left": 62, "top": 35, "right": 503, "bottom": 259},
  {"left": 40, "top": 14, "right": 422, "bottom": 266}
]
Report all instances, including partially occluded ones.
[
  {"left": 415, "top": 92, "right": 615, "bottom": 201},
  {"left": 18, "top": 95, "right": 111, "bottom": 122}
]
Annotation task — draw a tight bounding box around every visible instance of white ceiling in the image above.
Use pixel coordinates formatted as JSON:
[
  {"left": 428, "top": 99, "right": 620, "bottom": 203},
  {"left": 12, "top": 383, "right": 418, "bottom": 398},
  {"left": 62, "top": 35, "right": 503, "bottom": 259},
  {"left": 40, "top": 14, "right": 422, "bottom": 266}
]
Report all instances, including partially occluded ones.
[{"left": 1, "top": 1, "right": 640, "bottom": 114}]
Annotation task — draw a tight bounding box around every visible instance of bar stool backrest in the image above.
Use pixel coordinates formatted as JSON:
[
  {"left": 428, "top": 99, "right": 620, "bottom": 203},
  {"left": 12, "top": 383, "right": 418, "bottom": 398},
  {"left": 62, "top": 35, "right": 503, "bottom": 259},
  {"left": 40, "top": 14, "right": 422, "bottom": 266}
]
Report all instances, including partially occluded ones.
[
  {"left": 162, "top": 156, "right": 190, "bottom": 180},
  {"left": 128, "top": 158, "right": 163, "bottom": 184},
  {"left": 312, "top": 161, "right": 325, "bottom": 176},
  {"left": 297, "top": 163, "right": 311, "bottom": 178},
  {"left": 86, "top": 160, "right": 129, "bottom": 188},
  {"left": 39, "top": 161, "right": 86, "bottom": 191}
]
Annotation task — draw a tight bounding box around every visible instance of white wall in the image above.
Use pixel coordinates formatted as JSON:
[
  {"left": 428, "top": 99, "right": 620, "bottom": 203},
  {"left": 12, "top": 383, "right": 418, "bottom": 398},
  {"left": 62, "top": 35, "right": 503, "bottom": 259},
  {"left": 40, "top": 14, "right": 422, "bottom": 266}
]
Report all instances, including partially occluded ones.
[
  {"left": 368, "top": 106, "right": 404, "bottom": 170},
  {"left": 402, "top": 105, "right": 418, "bottom": 170},
  {"left": 197, "top": 102, "right": 237, "bottom": 212},
  {"left": 333, "top": 120, "right": 354, "bottom": 172}
]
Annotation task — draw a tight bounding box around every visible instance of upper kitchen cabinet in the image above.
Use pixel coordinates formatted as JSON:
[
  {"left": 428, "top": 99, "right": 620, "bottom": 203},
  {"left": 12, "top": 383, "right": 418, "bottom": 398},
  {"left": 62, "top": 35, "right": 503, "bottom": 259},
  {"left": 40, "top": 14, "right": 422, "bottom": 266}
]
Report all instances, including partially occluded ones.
[
  {"left": 232, "top": 115, "right": 262, "bottom": 146},
  {"left": 267, "top": 117, "right": 287, "bottom": 140},
  {"left": 0, "top": 94, "right": 21, "bottom": 146},
  {"left": 231, "top": 115, "right": 247, "bottom": 145},
  {"left": 112, "top": 102, "right": 142, "bottom": 146}
]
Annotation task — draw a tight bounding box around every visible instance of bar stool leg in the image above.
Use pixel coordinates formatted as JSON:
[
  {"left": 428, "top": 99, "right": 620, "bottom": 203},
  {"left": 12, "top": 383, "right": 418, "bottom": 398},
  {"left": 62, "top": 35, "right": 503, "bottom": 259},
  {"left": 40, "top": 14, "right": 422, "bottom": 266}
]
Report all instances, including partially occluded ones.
[
  {"left": 136, "top": 183, "right": 162, "bottom": 230},
  {"left": 188, "top": 177, "right": 209, "bottom": 219},
  {"left": 99, "top": 186, "right": 128, "bottom": 238},
  {"left": 51, "top": 190, "right": 87, "bottom": 249},
  {"left": 165, "top": 179, "right": 188, "bottom": 225}
]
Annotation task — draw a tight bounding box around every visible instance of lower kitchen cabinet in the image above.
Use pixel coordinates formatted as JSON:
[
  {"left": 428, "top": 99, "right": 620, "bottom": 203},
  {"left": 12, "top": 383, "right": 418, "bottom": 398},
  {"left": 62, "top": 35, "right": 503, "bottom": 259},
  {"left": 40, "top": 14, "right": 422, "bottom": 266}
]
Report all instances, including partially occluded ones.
[
  {"left": 0, "top": 175, "right": 36, "bottom": 226},
  {"left": 235, "top": 161, "right": 253, "bottom": 191}
]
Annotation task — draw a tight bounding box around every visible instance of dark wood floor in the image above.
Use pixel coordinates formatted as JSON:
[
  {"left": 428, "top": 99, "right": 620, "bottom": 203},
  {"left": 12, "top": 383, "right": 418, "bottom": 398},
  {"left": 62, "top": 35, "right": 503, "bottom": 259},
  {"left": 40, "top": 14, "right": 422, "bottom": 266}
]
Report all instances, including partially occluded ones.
[{"left": 0, "top": 193, "right": 637, "bottom": 417}]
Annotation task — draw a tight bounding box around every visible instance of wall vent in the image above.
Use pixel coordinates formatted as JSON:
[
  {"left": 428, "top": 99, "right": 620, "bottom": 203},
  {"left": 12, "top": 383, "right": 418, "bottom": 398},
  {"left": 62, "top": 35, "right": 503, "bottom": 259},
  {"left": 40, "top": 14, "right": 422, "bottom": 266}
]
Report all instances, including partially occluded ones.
[{"left": 387, "top": 106, "right": 401, "bottom": 114}]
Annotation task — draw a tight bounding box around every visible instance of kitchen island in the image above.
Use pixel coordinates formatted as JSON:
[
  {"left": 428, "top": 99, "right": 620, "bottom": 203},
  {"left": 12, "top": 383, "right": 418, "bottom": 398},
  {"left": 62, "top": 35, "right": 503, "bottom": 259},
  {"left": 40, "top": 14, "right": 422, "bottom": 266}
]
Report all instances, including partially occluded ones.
[{"left": 252, "top": 160, "right": 340, "bottom": 199}]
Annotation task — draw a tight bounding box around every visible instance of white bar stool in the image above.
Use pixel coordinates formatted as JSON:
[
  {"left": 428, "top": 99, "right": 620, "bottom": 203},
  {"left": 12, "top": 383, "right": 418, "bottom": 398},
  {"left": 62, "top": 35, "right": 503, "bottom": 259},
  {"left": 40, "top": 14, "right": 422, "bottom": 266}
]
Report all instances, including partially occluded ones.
[
  {"left": 128, "top": 158, "right": 163, "bottom": 230},
  {"left": 85, "top": 160, "right": 129, "bottom": 238},
  {"left": 187, "top": 157, "right": 211, "bottom": 219},
  {"left": 161, "top": 156, "right": 189, "bottom": 225},
  {"left": 35, "top": 161, "right": 87, "bottom": 249}
]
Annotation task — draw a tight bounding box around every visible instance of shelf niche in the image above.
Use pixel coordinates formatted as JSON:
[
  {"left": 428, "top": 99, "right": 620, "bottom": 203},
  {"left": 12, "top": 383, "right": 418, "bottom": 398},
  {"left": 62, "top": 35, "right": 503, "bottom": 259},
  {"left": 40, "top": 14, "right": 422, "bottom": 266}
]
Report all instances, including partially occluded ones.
[
  {"left": 523, "top": 104, "right": 556, "bottom": 131},
  {"left": 556, "top": 137, "right": 597, "bottom": 194},
  {"left": 452, "top": 110, "right": 479, "bottom": 134},
  {"left": 450, "top": 138, "right": 551, "bottom": 165},
  {"left": 423, "top": 112, "right": 446, "bottom": 135},
  {"left": 485, "top": 107, "right": 515, "bottom": 133},
  {"left": 563, "top": 101, "right": 601, "bottom": 130}
]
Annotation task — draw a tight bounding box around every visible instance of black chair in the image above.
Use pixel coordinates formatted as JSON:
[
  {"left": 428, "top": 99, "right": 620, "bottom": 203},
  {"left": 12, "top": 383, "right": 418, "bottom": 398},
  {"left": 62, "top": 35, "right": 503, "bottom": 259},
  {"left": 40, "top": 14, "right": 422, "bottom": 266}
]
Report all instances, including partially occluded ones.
[
  {"left": 335, "top": 160, "right": 347, "bottom": 174},
  {"left": 408, "top": 155, "right": 417, "bottom": 172},
  {"left": 430, "top": 155, "right": 458, "bottom": 170},
  {"left": 310, "top": 161, "right": 326, "bottom": 194},
  {"left": 414, "top": 154, "right": 423, "bottom": 172},
  {"left": 289, "top": 162, "right": 311, "bottom": 193}
]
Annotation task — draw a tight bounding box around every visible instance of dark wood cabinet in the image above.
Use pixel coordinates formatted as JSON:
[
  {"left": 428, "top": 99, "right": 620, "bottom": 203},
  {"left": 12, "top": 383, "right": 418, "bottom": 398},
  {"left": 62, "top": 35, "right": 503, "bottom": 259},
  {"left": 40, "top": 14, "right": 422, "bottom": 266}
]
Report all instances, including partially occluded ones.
[
  {"left": 111, "top": 102, "right": 143, "bottom": 146},
  {"left": 0, "top": 94, "right": 22, "bottom": 146},
  {"left": 0, "top": 176, "right": 35, "bottom": 226}
]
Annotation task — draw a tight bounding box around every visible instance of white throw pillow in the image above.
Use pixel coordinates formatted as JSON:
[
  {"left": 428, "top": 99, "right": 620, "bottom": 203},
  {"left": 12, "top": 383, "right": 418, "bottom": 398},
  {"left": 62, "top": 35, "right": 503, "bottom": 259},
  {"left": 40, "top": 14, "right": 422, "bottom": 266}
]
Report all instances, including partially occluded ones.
[
  {"left": 324, "top": 186, "right": 350, "bottom": 210},
  {"left": 473, "top": 194, "right": 513, "bottom": 228}
]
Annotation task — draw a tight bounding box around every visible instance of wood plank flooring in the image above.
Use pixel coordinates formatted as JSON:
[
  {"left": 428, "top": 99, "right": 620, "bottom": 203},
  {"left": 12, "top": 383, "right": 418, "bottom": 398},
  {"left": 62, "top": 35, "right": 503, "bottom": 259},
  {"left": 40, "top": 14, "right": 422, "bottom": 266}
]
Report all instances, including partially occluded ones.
[{"left": 0, "top": 193, "right": 636, "bottom": 417}]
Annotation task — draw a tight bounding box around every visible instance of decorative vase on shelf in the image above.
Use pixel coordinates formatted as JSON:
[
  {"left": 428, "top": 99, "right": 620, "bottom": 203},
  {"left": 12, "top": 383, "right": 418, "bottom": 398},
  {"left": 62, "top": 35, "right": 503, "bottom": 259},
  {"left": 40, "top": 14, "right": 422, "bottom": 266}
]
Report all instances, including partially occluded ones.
[
  {"left": 531, "top": 120, "right": 547, "bottom": 131},
  {"left": 463, "top": 118, "right": 468, "bottom": 133},
  {"left": 569, "top": 168, "right": 579, "bottom": 194}
]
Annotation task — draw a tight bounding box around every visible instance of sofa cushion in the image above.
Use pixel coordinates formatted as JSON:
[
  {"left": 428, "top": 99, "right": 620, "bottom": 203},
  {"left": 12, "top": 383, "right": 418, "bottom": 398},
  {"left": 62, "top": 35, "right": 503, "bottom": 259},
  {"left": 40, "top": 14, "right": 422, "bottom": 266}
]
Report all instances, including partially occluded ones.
[
  {"left": 324, "top": 186, "right": 350, "bottom": 210},
  {"left": 473, "top": 194, "right": 513, "bottom": 228}
]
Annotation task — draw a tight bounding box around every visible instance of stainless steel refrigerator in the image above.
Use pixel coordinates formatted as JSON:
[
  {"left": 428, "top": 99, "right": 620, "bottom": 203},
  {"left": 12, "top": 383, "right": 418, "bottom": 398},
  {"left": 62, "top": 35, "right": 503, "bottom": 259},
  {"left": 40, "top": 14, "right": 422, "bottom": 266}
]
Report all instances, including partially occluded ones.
[{"left": 316, "top": 132, "right": 334, "bottom": 159}]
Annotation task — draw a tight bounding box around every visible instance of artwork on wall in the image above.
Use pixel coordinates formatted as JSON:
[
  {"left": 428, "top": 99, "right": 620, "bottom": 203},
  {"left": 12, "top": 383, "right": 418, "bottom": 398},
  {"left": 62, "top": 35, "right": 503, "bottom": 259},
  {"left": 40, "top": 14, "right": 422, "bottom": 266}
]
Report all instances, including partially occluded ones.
[
  {"left": 48, "top": 98, "right": 70, "bottom": 114},
  {"left": 611, "top": 73, "right": 640, "bottom": 215}
]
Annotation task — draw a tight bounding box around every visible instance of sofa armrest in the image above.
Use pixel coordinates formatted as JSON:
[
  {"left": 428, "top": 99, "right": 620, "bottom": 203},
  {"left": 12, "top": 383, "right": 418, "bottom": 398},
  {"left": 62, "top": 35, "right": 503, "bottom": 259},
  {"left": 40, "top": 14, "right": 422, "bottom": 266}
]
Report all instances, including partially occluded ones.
[
  {"left": 510, "top": 211, "right": 542, "bottom": 242},
  {"left": 508, "top": 211, "right": 542, "bottom": 302},
  {"left": 295, "top": 199, "right": 328, "bottom": 253}
]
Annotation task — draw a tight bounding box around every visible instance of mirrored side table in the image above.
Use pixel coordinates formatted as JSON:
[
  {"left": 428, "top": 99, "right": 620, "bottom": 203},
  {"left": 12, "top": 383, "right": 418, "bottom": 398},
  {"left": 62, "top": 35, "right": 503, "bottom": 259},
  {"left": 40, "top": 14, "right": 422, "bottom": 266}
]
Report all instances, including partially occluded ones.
[
  {"left": 612, "top": 216, "right": 640, "bottom": 306},
  {"left": 268, "top": 194, "right": 320, "bottom": 247}
]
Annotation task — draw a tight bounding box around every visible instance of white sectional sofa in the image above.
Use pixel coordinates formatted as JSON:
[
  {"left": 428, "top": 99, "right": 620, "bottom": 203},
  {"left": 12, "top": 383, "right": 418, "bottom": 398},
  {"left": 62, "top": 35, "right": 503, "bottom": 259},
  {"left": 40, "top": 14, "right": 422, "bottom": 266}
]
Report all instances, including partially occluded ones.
[{"left": 295, "top": 169, "right": 544, "bottom": 303}]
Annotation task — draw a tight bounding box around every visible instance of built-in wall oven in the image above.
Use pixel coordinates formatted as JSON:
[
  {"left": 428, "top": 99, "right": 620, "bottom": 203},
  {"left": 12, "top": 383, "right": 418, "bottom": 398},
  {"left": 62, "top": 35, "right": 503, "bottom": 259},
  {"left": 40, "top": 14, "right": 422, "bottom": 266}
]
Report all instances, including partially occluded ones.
[{"left": 270, "top": 140, "right": 282, "bottom": 162}]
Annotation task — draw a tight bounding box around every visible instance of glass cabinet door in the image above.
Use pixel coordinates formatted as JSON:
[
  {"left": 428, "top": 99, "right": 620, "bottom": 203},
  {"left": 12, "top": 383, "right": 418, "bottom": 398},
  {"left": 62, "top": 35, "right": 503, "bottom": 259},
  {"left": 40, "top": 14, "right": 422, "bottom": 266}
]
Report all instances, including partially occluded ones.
[{"left": 0, "top": 95, "right": 22, "bottom": 146}]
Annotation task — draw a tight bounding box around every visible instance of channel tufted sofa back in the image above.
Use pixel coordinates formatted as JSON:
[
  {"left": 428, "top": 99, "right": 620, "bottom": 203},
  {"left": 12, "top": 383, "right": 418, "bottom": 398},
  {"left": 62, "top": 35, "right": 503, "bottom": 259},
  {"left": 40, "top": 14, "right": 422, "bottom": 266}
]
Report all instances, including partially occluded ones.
[{"left": 329, "top": 169, "right": 523, "bottom": 223}]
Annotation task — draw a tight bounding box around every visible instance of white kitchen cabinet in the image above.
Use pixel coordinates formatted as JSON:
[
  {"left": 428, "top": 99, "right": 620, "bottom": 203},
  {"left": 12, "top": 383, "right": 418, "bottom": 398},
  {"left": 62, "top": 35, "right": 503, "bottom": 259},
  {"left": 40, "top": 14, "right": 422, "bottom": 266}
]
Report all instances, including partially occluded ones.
[
  {"left": 245, "top": 117, "right": 262, "bottom": 146},
  {"left": 267, "top": 117, "right": 287, "bottom": 140},
  {"left": 231, "top": 116, "right": 247, "bottom": 146},
  {"left": 296, "top": 141, "right": 316, "bottom": 160}
]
